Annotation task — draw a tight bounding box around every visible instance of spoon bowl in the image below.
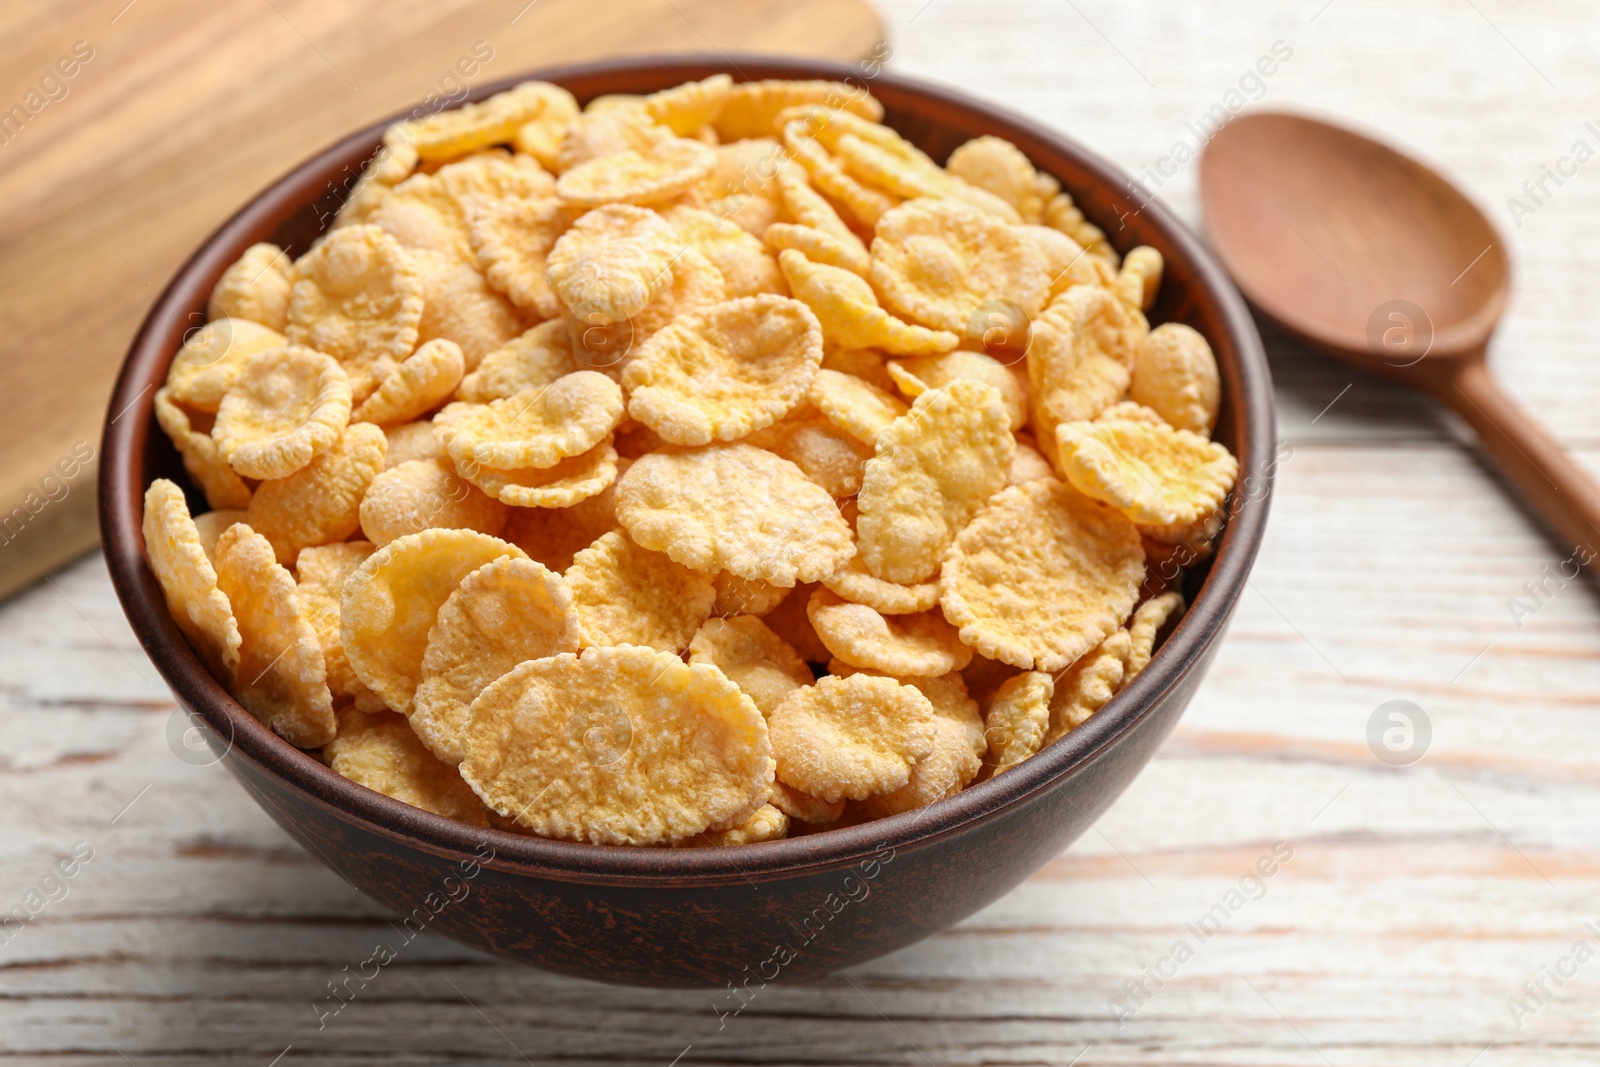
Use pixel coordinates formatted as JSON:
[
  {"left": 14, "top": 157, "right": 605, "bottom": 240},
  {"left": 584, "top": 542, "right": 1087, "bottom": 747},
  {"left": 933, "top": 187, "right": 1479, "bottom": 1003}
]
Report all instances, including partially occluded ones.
[{"left": 1201, "top": 110, "right": 1600, "bottom": 564}]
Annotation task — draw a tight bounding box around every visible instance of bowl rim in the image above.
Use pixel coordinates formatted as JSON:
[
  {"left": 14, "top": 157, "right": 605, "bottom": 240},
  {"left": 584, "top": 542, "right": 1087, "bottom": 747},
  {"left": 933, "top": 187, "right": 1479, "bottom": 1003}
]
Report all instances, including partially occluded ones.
[{"left": 101, "top": 53, "right": 1274, "bottom": 887}]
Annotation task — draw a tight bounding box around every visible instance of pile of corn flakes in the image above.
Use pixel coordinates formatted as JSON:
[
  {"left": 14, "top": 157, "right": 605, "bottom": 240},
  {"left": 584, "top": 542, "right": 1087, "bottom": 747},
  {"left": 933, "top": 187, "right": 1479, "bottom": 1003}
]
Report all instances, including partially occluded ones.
[{"left": 144, "top": 75, "right": 1237, "bottom": 847}]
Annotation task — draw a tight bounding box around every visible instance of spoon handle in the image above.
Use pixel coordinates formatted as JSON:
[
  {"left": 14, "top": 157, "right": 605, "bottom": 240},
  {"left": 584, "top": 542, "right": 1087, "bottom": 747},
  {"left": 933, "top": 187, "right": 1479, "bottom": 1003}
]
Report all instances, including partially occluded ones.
[{"left": 1445, "top": 359, "right": 1600, "bottom": 566}]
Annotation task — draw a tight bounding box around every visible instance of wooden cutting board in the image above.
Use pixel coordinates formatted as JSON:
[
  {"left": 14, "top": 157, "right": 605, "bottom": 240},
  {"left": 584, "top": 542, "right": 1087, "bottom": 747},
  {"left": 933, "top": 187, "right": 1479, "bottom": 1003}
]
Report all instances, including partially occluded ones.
[{"left": 0, "top": 0, "right": 883, "bottom": 601}]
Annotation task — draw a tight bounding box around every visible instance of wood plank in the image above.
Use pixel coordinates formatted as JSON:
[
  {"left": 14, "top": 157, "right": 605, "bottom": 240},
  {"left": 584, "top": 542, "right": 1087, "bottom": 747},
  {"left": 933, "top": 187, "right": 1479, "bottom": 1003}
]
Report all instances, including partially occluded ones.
[{"left": 0, "top": 0, "right": 884, "bottom": 601}]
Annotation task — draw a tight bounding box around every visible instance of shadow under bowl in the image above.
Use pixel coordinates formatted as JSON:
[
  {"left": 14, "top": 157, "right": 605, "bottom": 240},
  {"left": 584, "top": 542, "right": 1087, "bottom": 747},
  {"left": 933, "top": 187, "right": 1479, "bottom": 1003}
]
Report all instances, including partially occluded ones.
[{"left": 100, "top": 54, "right": 1274, "bottom": 988}]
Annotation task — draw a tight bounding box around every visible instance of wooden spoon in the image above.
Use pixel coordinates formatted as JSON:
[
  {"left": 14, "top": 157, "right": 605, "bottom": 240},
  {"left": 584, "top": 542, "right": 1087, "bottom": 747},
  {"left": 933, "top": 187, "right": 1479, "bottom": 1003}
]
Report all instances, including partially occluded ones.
[{"left": 1200, "top": 111, "right": 1600, "bottom": 565}]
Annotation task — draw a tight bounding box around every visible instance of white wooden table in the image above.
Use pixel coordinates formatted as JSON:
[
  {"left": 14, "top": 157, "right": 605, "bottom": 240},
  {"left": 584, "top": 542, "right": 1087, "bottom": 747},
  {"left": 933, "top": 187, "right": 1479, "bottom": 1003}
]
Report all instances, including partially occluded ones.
[{"left": 6, "top": 1, "right": 1600, "bottom": 1063}]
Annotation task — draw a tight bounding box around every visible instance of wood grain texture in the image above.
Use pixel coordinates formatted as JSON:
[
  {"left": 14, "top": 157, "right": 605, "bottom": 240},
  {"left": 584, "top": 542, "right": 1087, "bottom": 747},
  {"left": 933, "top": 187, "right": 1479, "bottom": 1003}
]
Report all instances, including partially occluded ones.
[
  {"left": 0, "top": 0, "right": 884, "bottom": 601},
  {"left": 7, "top": 0, "right": 1600, "bottom": 1063}
]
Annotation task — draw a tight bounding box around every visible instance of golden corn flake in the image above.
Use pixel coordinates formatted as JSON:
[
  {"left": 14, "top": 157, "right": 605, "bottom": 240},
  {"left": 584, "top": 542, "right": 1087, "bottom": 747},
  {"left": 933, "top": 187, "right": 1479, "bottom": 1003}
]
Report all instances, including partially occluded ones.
[
  {"left": 335, "top": 142, "right": 418, "bottom": 229},
  {"left": 457, "top": 435, "right": 618, "bottom": 509},
  {"left": 511, "top": 83, "right": 581, "bottom": 170},
  {"left": 383, "top": 420, "right": 443, "bottom": 468},
  {"left": 389, "top": 82, "right": 550, "bottom": 162},
  {"left": 768, "top": 674, "right": 936, "bottom": 802},
  {"left": 782, "top": 124, "right": 898, "bottom": 230},
  {"left": 700, "top": 137, "right": 787, "bottom": 235},
  {"left": 941, "top": 478, "right": 1144, "bottom": 672},
  {"left": 984, "top": 671, "right": 1053, "bottom": 772},
  {"left": 412, "top": 556, "right": 579, "bottom": 764},
  {"left": 208, "top": 243, "right": 292, "bottom": 333},
  {"left": 746, "top": 409, "right": 872, "bottom": 498},
  {"left": 459, "top": 645, "right": 772, "bottom": 845},
  {"left": 822, "top": 346, "right": 896, "bottom": 391},
  {"left": 340, "top": 528, "right": 526, "bottom": 714},
  {"left": 808, "top": 368, "right": 907, "bottom": 447},
  {"left": 945, "top": 136, "right": 1048, "bottom": 223},
  {"left": 359, "top": 457, "right": 507, "bottom": 547},
  {"left": 869, "top": 692, "right": 982, "bottom": 815},
  {"left": 556, "top": 105, "right": 663, "bottom": 172},
  {"left": 412, "top": 249, "right": 524, "bottom": 371},
  {"left": 870, "top": 199, "right": 1048, "bottom": 334},
  {"left": 165, "top": 317, "right": 287, "bottom": 413},
  {"left": 547, "top": 204, "right": 678, "bottom": 324},
  {"left": 213, "top": 523, "right": 335, "bottom": 747},
  {"left": 714, "top": 79, "right": 884, "bottom": 141},
  {"left": 1054, "top": 416, "right": 1238, "bottom": 527},
  {"left": 712, "top": 570, "right": 790, "bottom": 617},
  {"left": 351, "top": 339, "right": 464, "bottom": 426},
  {"left": 680, "top": 803, "right": 789, "bottom": 847},
  {"left": 437, "top": 370, "right": 623, "bottom": 470},
  {"left": 1045, "top": 630, "right": 1130, "bottom": 742},
  {"left": 645, "top": 73, "right": 733, "bottom": 135},
  {"left": 457, "top": 321, "right": 578, "bottom": 403},
  {"left": 663, "top": 205, "right": 785, "bottom": 298},
  {"left": 688, "top": 616, "right": 814, "bottom": 716},
  {"left": 821, "top": 553, "right": 939, "bottom": 615},
  {"left": 245, "top": 422, "right": 386, "bottom": 563},
  {"left": 1114, "top": 246, "right": 1163, "bottom": 312},
  {"left": 1027, "top": 284, "right": 1145, "bottom": 447},
  {"left": 498, "top": 454, "right": 627, "bottom": 571},
  {"left": 856, "top": 377, "right": 1015, "bottom": 584},
  {"left": 324, "top": 709, "right": 488, "bottom": 825},
  {"left": 295, "top": 541, "right": 377, "bottom": 592},
  {"left": 887, "top": 349, "right": 1028, "bottom": 432},
  {"left": 1126, "top": 591, "right": 1184, "bottom": 680},
  {"left": 153, "top": 387, "right": 253, "bottom": 510},
  {"left": 1008, "top": 435, "right": 1056, "bottom": 486},
  {"left": 607, "top": 248, "right": 728, "bottom": 369},
  {"left": 764, "top": 222, "right": 870, "bottom": 277},
  {"left": 1044, "top": 187, "right": 1117, "bottom": 262},
  {"left": 769, "top": 779, "right": 846, "bottom": 824},
  {"left": 623, "top": 295, "right": 822, "bottom": 445},
  {"left": 1020, "top": 224, "right": 1114, "bottom": 298},
  {"left": 779, "top": 250, "right": 958, "bottom": 356},
  {"left": 760, "top": 581, "right": 828, "bottom": 662},
  {"left": 1130, "top": 322, "right": 1221, "bottom": 436},
  {"left": 806, "top": 588, "right": 971, "bottom": 677},
  {"left": 468, "top": 195, "right": 583, "bottom": 319},
  {"left": 615, "top": 443, "right": 852, "bottom": 586},
  {"left": 143, "top": 480, "right": 242, "bottom": 681},
  {"left": 191, "top": 508, "right": 245, "bottom": 564},
  {"left": 565, "top": 530, "right": 715, "bottom": 653},
  {"left": 774, "top": 165, "right": 870, "bottom": 263},
  {"left": 213, "top": 348, "right": 353, "bottom": 481},
  {"left": 557, "top": 133, "right": 714, "bottom": 207},
  {"left": 285, "top": 225, "right": 424, "bottom": 397}
]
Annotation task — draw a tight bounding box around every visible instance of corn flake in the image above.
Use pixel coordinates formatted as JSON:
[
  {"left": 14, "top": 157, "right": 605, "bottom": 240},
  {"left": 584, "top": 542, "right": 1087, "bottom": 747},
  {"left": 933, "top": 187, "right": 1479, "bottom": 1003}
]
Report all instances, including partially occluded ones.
[
  {"left": 615, "top": 443, "right": 852, "bottom": 586},
  {"left": 165, "top": 317, "right": 287, "bottom": 413},
  {"left": 1044, "top": 630, "right": 1130, "bottom": 743},
  {"left": 984, "top": 671, "right": 1053, "bottom": 772},
  {"left": 1054, "top": 416, "right": 1238, "bottom": 527},
  {"left": 456, "top": 435, "right": 618, "bottom": 508},
  {"left": 411, "top": 555, "right": 578, "bottom": 764},
  {"left": 285, "top": 225, "right": 424, "bottom": 397},
  {"left": 1126, "top": 591, "right": 1184, "bottom": 680},
  {"left": 886, "top": 349, "right": 1028, "bottom": 432},
  {"left": 213, "top": 523, "right": 335, "bottom": 747},
  {"left": 143, "top": 480, "right": 242, "bottom": 681},
  {"left": 1130, "top": 323, "right": 1221, "bottom": 436},
  {"left": 324, "top": 709, "right": 489, "bottom": 824},
  {"left": 714, "top": 79, "right": 884, "bottom": 141},
  {"left": 807, "top": 588, "right": 971, "bottom": 676},
  {"left": 359, "top": 457, "right": 507, "bottom": 547},
  {"left": 623, "top": 295, "right": 822, "bottom": 446},
  {"left": 245, "top": 422, "right": 386, "bottom": 563},
  {"left": 768, "top": 674, "right": 936, "bottom": 802},
  {"left": 940, "top": 478, "right": 1144, "bottom": 671},
  {"left": 779, "top": 250, "right": 958, "bottom": 356},
  {"left": 208, "top": 243, "right": 292, "bottom": 332},
  {"left": 821, "top": 553, "right": 939, "bottom": 615},
  {"left": 351, "top": 339, "right": 464, "bottom": 426},
  {"left": 870, "top": 199, "right": 1048, "bottom": 334},
  {"left": 688, "top": 616, "right": 814, "bottom": 716},
  {"left": 437, "top": 370, "right": 622, "bottom": 470},
  {"left": 468, "top": 195, "right": 583, "bottom": 319},
  {"left": 856, "top": 377, "right": 1014, "bottom": 584},
  {"left": 808, "top": 368, "right": 907, "bottom": 447},
  {"left": 565, "top": 530, "right": 715, "bottom": 653},
  {"left": 340, "top": 528, "right": 526, "bottom": 714},
  {"left": 460, "top": 645, "right": 772, "bottom": 845},
  {"left": 214, "top": 348, "right": 353, "bottom": 481},
  {"left": 154, "top": 388, "right": 253, "bottom": 510}
]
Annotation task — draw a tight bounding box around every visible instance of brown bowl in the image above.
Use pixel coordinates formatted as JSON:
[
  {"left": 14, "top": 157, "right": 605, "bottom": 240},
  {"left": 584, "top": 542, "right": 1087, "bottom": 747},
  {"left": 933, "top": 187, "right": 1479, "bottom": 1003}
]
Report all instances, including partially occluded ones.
[{"left": 101, "top": 55, "right": 1274, "bottom": 987}]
